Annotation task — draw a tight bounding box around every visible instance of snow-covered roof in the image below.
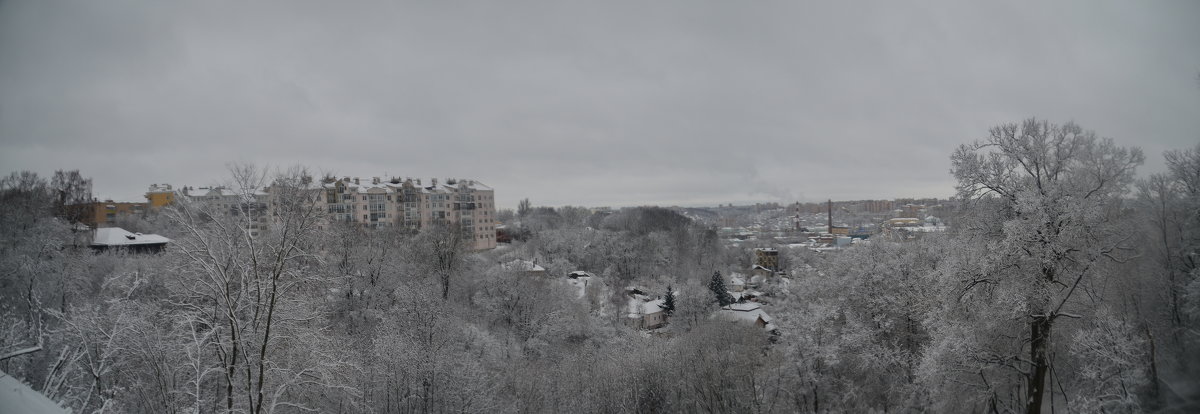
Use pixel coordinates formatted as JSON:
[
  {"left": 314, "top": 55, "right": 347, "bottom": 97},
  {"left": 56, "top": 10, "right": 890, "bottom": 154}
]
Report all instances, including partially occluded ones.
[
  {"left": 203, "top": 187, "right": 239, "bottom": 197},
  {"left": 728, "top": 302, "right": 760, "bottom": 312},
  {"left": 887, "top": 217, "right": 922, "bottom": 226},
  {"left": 713, "top": 302, "right": 775, "bottom": 330},
  {"left": 197, "top": 187, "right": 268, "bottom": 197},
  {"left": 0, "top": 369, "right": 67, "bottom": 414},
  {"left": 626, "top": 298, "right": 665, "bottom": 318},
  {"left": 450, "top": 180, "right": 492, "bottom": 191},
  {"left": 322, "top": 177, "right": 493, "bottom": 194},
  {"left": 500, "top": 259, "right": 545, "bottom": 272},
  {"left": 92, "top": 227, "right": 171, "bottom": 247}
]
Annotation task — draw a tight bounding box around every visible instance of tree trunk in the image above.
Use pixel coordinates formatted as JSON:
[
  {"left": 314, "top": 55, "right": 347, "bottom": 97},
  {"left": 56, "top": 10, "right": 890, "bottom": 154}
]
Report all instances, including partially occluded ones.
[
  {"left": 1145, "top": 326, "right": 1161, "bottom": 408},
  {"left": 1026, "top": 316, "right": 1051, "bottom": 414},
  {"left": 440, "top": 272, "right": 450, "bottom": 300}
]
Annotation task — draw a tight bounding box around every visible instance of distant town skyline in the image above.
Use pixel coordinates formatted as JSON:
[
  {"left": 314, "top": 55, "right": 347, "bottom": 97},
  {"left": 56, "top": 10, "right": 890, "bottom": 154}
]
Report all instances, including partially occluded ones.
[
  {"left": 2, "top": 1, "right": 1198, "bottom": 209},
  {"left": 77, "top": 175, "right": 947, "bottom": 211}
]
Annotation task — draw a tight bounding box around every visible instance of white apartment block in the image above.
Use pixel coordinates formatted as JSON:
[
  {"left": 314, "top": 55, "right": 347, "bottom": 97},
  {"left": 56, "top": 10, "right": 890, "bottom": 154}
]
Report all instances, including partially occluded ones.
[
  {"left": 318, "top": 176, "right": 498, "bottom": 250},
  {"left": 184, "top": 186, "right": 272, "bottom": 237},
  {"left": 177, "top": 176, "right": 498, "bottom": 250}
]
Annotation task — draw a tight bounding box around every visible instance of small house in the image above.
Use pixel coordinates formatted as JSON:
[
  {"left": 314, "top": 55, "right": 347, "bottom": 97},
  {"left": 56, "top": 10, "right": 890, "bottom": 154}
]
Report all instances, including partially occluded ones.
[
  {"left": 726, "top": 273, "right": 747, "bottom": 292},
  {"left": 751, "top": 264, "right": 774, "bottom": 279},
  {"left": 566, "top": 271, "right": 594, "bottom": 298},
  {"left": 624, "top": 287, "right": 668, "bottom": 330},
  {"left": 713, "top": 302, "right": 778, "bottom": 334},
  {"left": 625, "top": 297, "right": 667, "bottom": 330}
]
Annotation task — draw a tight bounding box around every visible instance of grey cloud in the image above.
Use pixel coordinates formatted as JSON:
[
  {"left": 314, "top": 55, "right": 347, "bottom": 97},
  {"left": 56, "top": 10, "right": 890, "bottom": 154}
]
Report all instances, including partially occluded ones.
[{"left": 2, "top": 1, "right": 1197, "bottom": 208}]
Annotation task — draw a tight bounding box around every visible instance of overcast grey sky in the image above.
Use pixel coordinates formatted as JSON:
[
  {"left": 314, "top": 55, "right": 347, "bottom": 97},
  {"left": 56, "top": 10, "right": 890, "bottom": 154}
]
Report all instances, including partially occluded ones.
[{"left": 1, "top": 1, "right": 1197, "bottom": 208}]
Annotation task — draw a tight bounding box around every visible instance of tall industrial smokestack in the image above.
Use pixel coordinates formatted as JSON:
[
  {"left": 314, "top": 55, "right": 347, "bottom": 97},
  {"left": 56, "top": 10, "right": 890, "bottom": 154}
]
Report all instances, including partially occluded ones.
[
  {"left": 795, "top": 203, "right": 801, "bottom": 232},
  {"left": 827, "top": 199, "right": 833, "bottom": 234}
]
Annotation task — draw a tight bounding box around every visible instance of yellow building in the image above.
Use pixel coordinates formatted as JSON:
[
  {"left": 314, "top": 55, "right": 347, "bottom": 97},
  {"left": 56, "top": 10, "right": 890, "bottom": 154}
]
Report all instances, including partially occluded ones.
[
  {"left": 145, "top": 184, "right": 176, "bottom": 209},
  {"left": 79, "top": 200, "right": 146, "bottom": 228}
]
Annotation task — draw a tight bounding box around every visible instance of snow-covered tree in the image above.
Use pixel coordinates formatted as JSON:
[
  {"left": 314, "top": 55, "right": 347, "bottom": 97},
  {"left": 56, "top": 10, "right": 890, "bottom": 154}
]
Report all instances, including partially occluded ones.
[
  {"left": 411, "top": 222, "right": 470, "bottom": 300},
  {"left": 1068, "top": 308, "right": 1150, "bottom": 413},
  {"left": 1163, "top": 144, "right": 1200, "bottom": 330},
  {"left": 662, "top": 284, "right": 676, "bottom": 316},
  {"left": 517, "top": 198, "right": 531, "bottom": 217},
  {"left": 930, "top": 119, "right": 1143, "bottom": 413},
  {"left": 50, "top": 169, "right": 92, "bottom": 227},
  {"left": 167, "top": 164, "right": 354, "bottom": 413},
  {"left": 708, "top": 271, "right": 734, "bottom": 307}
]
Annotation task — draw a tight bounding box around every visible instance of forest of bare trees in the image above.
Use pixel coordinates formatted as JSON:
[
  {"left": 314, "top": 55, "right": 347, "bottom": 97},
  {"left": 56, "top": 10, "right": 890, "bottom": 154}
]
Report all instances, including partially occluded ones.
[{"left": 1, "top": 121, "right": 1198, "bottom": 413}]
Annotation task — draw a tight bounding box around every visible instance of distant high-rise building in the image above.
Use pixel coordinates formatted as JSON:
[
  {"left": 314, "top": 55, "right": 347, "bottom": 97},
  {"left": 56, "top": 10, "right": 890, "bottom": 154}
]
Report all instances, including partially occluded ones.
[
  {"left": 313, "top": 176, "right": 498, "bottom": 250},
  {"left": 165, "top": 175, "right": 499, "bottom": 250}
]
